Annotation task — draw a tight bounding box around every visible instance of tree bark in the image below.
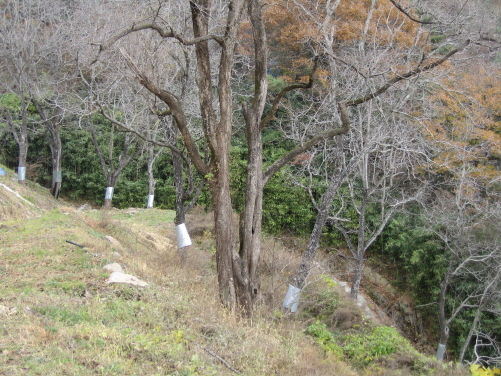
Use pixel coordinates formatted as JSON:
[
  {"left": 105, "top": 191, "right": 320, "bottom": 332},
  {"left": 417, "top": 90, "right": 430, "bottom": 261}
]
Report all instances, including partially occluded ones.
[
  {"left": 288, "top": 151, "right": 358, "bottom": 292},
  {"left": 351, "top": 187, "right": 368, "bottom": 299},
  {"left": 437, "top": 268, "right": 451, "bottom": 360},
  {"left": 147, "top": 146, "right": 156, "bottom": 207},
  {"left": 31, "top": 98, "right": 63, "bottom": 198},
  {"left": 15, "top": 96, "right": 30, "bottom": 185}
]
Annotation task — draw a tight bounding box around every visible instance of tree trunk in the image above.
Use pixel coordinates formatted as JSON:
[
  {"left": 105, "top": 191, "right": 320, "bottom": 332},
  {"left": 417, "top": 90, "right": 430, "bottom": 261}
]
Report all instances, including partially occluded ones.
[
  {"left": 147, "top": 150, "right": 155, "bottom": 208},
  {"left": 350, "top": 251, "right": 365, "bottom": 299},
  {"left": 237, "top": 115, "right": 264, "bottom": 312},
  {"left": 31, "top": 98, "right": 63, "bottom": 198},
  {"left": 458, "top": 308, "right": 481, "bottom": 364},
  {"left": 49, "top": 124, "right": 62, "bottom": 199},
  {"left": 289, "top": 155, "right": 359, "bottom": 294},
  {"left": 210, "top": 161, "right": 237, "bottom": 308},
  {"left": 351, "top": 187, "right": 368, "bottom": 299},
  {"left": 146, "top": 136, "right": 156, "bottom": 208},
  {"left": 17, "top": 136, "right": 27, "bottom": 185},
  {"left": 103, "top": 185, "right": 114, "bottom": 208},
  {"left": 437, "top": 271, "right": 451, "bottom": 361},
  {"left": 103, "top": 198, "right": 112, "bottom": 209},
  {"left": 173, "top": 142, "right": 185, "bottom": 225},
  {"left": 17, "top": 97, "right": 29, "bottom": 185},
  {"left": 458, "top": 267, "right": 501, "bottom": 363}
]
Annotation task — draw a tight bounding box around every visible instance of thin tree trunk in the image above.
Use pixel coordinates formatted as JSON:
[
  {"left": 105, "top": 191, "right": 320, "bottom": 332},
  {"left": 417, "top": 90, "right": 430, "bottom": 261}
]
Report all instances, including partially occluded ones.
[
  {"left": 17, "top": 136, "right": 28, "bottom": 185},
  {"left": 351, "top": 187, "right": 368, "bottom": 299},
  {"left": 289, "top": 156, "right": 359, "bottom": 291},
  {"left": 147, "top": 147, "right": 155, "bottom": 208},
  {"left": 458, "top": 309, "right": 481, "bottom": 364},
  {"left": 47, "top": 120, "right": 62, "bottom": 199},
  {"left": 17, "top": 96, "right": 29, "bottom": 185},
  {"left": 173, "top": 141, "right": 185, "bottom": 225},
  {"left": 458, "top": 267, "right": 501, "bottom": 363},
  {"left": 32, "top": 99, "right": 63, "bottom": 199},
  {"left": 437, "top": 270, "right": 451, "bottom": 360}
]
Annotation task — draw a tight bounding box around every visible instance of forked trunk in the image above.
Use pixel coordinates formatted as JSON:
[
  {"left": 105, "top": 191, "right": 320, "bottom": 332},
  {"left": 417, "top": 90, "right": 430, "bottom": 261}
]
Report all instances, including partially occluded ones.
[
  {"left": 210, "top": 163, "right": 237, "bottom": 307},
  {"left": 236, "top": 124, "right": 263, "bottom": 313}
]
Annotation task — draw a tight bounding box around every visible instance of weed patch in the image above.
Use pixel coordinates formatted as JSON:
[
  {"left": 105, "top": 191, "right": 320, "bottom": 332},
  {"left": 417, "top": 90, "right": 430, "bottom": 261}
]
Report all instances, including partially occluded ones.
[{"left": 34, "top": 305, "right": 91, "bottom": 326}]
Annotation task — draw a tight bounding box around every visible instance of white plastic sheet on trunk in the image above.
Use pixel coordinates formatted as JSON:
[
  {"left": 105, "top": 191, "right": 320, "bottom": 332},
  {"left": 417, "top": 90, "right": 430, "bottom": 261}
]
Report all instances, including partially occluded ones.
[
  {"left": 176, "top": 223, "right": 192, "bottom": 248},
  {"left": 147, "top": 194, "right": 154, "bottom": 208},
  {"left": 17, "top": 166, "right": 26, "bottom": 181},
  {"left": 105, "top": 187, "right": 114, "bottom": 200},
  {"left": 283, "top": 284, "right": 301, "bottom": 313},
  {"left": 436, "top": 343, "right": 446, "bottom": 360},
  {"left": 53, "top": 170, "right": 62, "bottom": 183}
]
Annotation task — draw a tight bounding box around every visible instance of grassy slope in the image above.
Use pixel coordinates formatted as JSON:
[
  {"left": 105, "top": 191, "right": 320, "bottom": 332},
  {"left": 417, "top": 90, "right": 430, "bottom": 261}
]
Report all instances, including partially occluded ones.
[{"left": 0, "top": 165, "right": 468, "bottom": 376}]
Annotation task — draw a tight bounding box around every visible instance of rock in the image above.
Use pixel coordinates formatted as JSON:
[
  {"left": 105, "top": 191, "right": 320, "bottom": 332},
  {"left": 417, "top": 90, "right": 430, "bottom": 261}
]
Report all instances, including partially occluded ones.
[
  {"left": 137, "top": 231, "right": 172, "bottom": 252},
  {"left": 103, "top": 262, "right": 123, "bottom": 273},
  {"left": 106, "top": 271, "right": 148, "bottom": 287},
  {"left": 0, "top": 305, "right": 17, "bottom": 316},
  {"left": 105, "top": 235, "right": 124, "bottom": 251}
]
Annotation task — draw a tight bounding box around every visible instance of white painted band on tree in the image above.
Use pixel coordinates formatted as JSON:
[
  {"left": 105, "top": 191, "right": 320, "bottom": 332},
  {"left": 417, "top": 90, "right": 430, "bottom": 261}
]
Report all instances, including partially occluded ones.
[
  {"left": 283, "top": 284, "right": 301, "bottom": 313},
  {"left": 436, "top": 343, "right": 446, "bottom": 361},
  {"left": 147, "top": 194, "right": 154, "bottom": 208},
  {"left": 176, "top": 223, "right": 192, "bottom": 248},
  {"left": 53, "top": 170, "right": 62, "bottom": 183},
  {"left": 105, "top": 187, "right": 114, "bottom": 200},
  {"left": 17, "top": 166, "right": 26, "bottom": 181}
]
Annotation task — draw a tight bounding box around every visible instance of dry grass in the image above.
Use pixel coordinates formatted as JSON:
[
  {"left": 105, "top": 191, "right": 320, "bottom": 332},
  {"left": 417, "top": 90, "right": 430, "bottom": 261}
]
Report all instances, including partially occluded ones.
[{"left": 0, "top": 165, "right": 470, "bottom": 376}]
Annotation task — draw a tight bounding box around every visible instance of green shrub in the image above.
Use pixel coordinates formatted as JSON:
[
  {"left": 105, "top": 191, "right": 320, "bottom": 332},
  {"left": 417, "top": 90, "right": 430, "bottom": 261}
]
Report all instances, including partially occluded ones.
[
  {"left": 307, "top": 321, "right": 344, "bottom": 357},
  {"left": 342, "top": 325, "right": 412, "bottom": 367},
  {"left": 301, "top": 278, "right": 340, "bottom": 326}
]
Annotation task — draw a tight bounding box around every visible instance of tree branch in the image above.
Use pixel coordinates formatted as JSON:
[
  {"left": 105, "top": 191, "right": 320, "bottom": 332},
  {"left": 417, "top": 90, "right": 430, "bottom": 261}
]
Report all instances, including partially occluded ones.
[
  {"left": 188, "top": 340, "right": 242, "bottom": 375},
  {"left": 345, "top": 39, "right": 471, "bottom": 107},
  {"left": 264, "top": 41, "right": 466, "bottom": 185},
  {"left": 388, "top": 0, "right": 436, "bottom": 25},
  {"left": 259, "top": 56, "right": 319, "bottom": 130},
  {"left": 120, "top": 48, "right": 210, "bottom": 176},
  {"left": 263, "top": 100, "right": 350, "bottom": 185},
  {"left": 97, "top": 104, "right": 190, "bottom": 165},
  {"left": 91, "top": 20, "right": 223, "bottom": 64}
]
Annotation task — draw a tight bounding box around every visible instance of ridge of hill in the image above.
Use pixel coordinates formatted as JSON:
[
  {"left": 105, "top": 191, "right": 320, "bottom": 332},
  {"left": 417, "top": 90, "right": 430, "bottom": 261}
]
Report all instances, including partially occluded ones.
[{"left": 0, "top": 164, "right": 467, "bottom": 376}]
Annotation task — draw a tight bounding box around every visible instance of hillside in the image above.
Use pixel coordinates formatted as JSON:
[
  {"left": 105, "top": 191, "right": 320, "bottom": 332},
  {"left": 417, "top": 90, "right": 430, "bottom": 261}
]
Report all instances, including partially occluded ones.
[{"left": 0, "top": 164, "right": 467, "bottom": 376}]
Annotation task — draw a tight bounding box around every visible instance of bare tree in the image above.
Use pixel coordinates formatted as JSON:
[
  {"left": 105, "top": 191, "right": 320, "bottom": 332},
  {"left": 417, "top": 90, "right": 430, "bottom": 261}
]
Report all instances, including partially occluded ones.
[
  {"left": 284, "top": 92, "right": 428, "bottom": 312},
  {"left": 458, "top": 261, "right": 501, "bottom": 364},
  {"left": 89, "top": 119, "right": 143, "bottom": 208},
  {"left": 31, "top": 98, "right": 65, "bottom": 198},
  {"left": 423, "top": 156, "right": 501, "bottom": 361},
  {"left": 282, "top": 0, "right": 490, "bottom": 310},
  {"left": 0, "top": 0, "right": 72, "bottom": 185},
  {"left": 84, "top": 0, "right": 496, "bottom": 314}
]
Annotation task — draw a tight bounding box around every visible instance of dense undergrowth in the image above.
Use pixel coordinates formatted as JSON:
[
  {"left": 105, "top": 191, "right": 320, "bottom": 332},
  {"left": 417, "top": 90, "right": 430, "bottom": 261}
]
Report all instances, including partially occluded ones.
[{"left": 0, "top": 164, "right": 469, "bottom": 375}]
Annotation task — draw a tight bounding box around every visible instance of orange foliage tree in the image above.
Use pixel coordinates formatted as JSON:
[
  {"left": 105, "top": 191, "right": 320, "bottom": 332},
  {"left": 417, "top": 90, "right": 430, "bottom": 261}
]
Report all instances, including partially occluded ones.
[
  {"left": 259, "top": 0, "right": 425, "bottom": 83},
  {"left": 425, "top": 63, "right": 501, "bottom": 182}
]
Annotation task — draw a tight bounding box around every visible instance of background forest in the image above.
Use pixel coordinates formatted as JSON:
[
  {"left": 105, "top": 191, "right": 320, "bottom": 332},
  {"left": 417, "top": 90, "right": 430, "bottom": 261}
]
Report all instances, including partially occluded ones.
[{"left": 2, "top": 0, "right": 501, "bottom": 369}]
